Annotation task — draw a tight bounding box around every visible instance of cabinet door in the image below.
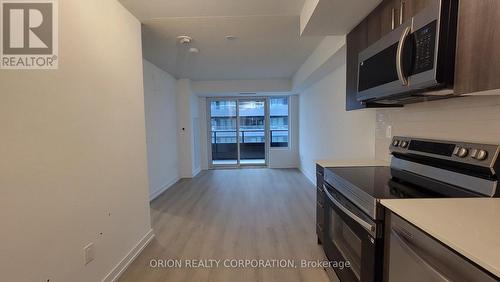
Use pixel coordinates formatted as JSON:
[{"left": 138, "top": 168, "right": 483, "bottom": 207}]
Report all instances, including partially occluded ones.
[
  {"left": 366, "top": 0, "right": 437, "bottom": 46},
  {"left": 346, "top": 1, "right": 405, "bottom": 111},
  {"left": 366, "top": 0, "right": 400, "bottom": 45},
  {"left": 401, "top": 0, "right": 437, "bottom": 24},
  {"left": 346, "top": 20, "right": 369, "bottom": 111},
  {"left": 454, "top": 0, "right": 500, "bottom": 94},
  {"left": 316, "top": 165, "right": 325, "bottom": 243},
  {"left": 386, "top": 213, "right": 498, "bottom": 282}
]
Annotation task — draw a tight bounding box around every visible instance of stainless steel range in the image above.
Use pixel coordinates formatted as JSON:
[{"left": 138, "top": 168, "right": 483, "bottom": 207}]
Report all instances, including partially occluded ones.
[{"left": 321, "top": 137, "right": 500, "bottom": 282}]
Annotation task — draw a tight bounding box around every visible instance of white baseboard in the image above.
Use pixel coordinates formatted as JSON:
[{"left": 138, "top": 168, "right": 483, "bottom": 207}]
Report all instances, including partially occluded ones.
[
  {"left": 149, "top": 177, "right": 180, "bottom": 201},
  {"left": 268, "top": 164, "right": 299, "bottom": 169},
  {"left": 102, "top": 229, "right": 155, "bottom": 282}
]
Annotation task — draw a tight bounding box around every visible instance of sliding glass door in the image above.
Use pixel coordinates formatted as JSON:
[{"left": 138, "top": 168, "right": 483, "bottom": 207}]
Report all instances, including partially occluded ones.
[
  {"left": 209, "top": 98, "right": 267, "bottom": 167},
  {"left": 210, "top": 99, "right": 238, "bottom": 166},
  {"left": 239, "top": 99, "right": 266, "bottom": 165}
]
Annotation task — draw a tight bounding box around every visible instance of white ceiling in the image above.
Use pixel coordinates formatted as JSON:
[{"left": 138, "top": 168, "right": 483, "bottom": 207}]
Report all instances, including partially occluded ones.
[
  {"left": 301, "top": 0, "right": 382, "bottom": 36},
  {"left": 141, "top": 15, "right": 323, "bottom": 80},
  {"left": 119, "top": 0, "right": 306, "bottom": 20},
  {"left": 118, "top": 0, "right": 376, "bottom": 81}
]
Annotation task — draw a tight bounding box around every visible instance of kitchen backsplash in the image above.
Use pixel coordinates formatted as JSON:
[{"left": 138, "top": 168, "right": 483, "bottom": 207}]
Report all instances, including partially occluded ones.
[{"left": 375, "top": 94, "right": 500, "bottom": 161}]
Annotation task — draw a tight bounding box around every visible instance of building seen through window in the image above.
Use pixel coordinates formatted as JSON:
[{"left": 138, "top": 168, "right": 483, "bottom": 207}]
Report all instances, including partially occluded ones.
[
  {"left": 270, "top": 97, "right": 289, "bottom": 147},
  {"left": 210, "top": 98, "right": 289, "bottom": 147}
]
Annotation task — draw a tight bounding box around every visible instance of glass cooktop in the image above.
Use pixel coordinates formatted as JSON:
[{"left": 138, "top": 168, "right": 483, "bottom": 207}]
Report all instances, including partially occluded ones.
[
  {"left": 326, "top": 166, "right": 446, "bottom": 200},
  {"left": 324, "top": 165, "right": 481, "bottom": 220}
]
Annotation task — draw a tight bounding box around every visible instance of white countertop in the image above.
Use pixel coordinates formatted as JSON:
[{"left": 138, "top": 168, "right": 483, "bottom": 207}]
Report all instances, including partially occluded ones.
[
  {"left": 381, "top": 198, "right": 500, "bottom": 278},
  {"left": 316, "top": 159, "right": 389, "bottom": 168}
]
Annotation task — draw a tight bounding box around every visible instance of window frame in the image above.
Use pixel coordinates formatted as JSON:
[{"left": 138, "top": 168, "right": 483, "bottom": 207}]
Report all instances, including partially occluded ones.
[{"left": 269, "top": 96, "right": 290, "bottom": 149}]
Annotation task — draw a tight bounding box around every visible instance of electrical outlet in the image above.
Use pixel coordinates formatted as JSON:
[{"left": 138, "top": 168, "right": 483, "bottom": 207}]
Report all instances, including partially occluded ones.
[
  {"left": 385, "top": 126, "right": 392, "bottom": 139},
  {"left": 83, "top": 243, "right": 95, "bottom": 265}
]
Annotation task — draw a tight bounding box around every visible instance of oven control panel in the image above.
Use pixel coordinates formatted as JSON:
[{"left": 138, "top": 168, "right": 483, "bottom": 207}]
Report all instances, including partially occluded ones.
[{"left": 390, "top": 136, "right": 500, "bottom": 169}]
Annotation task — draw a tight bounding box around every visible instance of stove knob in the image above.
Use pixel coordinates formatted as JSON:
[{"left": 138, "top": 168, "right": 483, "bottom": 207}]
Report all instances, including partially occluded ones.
[
  {"left": 392, "top": 140, "right": 400, "bottom": 147},
  {"left": 456, "top": 147, "right": 469, "bottom": 158},
  {"left": 400, "top": 141, "right": 409, "bottom": 148},
  {"left": 476, "top": 150, "right": 488, "bottom": 161}
]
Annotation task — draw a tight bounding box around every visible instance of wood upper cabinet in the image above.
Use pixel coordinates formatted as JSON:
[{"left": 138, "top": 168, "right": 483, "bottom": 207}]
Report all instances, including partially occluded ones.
[
  {"left": 346, "top": 0, "right": 438, "bottom": 111},
  {"left": 346, "top": 20, "right": 368, "bottom": 111},
  {"left": 364, "top": 0, "right": 437, "bottom": 46},
  {"left": 454, "top": 0, "right": 500, "bottom": 94},
  {"left": 366, "top": 0, "right": 399, "bottom": 45},
  {"left": 400, "top": 0, "right": 436, "bottom": 24},
  {"left": 346, "top": 0, "right": 500, "bottom": 111},
  {"left": 346, "top": 0, "right": 404, "bottom": 111}
]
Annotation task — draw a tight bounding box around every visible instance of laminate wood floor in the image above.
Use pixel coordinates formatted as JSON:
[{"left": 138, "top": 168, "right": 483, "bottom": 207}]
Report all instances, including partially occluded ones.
[{"left": 118, "top": 168, "right": 331, "bottom": 282}]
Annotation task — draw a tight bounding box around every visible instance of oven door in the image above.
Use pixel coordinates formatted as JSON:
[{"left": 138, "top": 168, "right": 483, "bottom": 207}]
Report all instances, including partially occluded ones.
[{"left": 323, "top": 183, "right": 382, "bottom": 282}]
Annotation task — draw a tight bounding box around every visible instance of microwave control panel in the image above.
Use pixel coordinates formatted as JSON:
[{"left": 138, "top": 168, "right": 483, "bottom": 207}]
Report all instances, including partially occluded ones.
[{"left": 413, "top": 21, "right": 437, "bottom": 75}]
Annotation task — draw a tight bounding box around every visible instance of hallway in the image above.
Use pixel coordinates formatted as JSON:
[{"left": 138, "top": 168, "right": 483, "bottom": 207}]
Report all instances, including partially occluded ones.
[{"left": 119, "top": 169, "right": 331, "bottom": 282}]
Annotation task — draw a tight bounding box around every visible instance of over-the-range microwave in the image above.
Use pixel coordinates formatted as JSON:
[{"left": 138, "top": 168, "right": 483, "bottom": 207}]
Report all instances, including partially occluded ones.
[{"left": 357, "top": 0, "right": 459, "bottom": 105}]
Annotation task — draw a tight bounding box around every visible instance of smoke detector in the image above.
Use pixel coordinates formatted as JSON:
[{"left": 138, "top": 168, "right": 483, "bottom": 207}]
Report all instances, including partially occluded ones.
[{"left": 177, "top": 35, "right": 193, "bottom": 45}]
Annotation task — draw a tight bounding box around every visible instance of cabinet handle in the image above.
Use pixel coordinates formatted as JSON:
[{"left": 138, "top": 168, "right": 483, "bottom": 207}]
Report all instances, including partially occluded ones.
[
  {"left": 391, "top": 8, "right": 396, "bottom": 30},
  {"left": 400, "top": 1, "right": 405, "bottom": 25}
]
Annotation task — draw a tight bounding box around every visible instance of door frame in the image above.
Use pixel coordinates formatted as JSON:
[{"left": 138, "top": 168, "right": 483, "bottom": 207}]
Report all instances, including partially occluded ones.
[{"left": 207, "top": 97, "right": 269, "bottom": 169}]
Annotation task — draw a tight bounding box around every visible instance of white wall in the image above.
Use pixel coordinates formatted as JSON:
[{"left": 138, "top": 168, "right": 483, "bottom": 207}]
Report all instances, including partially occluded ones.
[
  {"left": 299, "top": 62, "right": 376, "bottom": 183},
  {"left": 375, "top": 94, "right": 500, "bottom": 161},
  {"left": 269, "top": 95, "right": 300, "bottom": 168},
  {"left": 176, "top": 79, "right": 202, "bottom": 177},
  {"left": 176, "top": 79, "right": 193, "bottom": 177},
  {"left": 191, "top": 93, "right": 201, "bottom": 175},
  {"left": 293, "top": 36, "right": 346, "bottom": 91},
  {"left": 191, "top": 79, "right": 292, "bottom": 96},
  {"left": 300, "top": 0, "right": 320, "bottom": 35},
  {"left": 143, "top": 60, "right": 179, "bottom": 200},
  {"left": 199, "top": 97, "right": 209, "bottom": 170},
  {"left": 0, "top": 1, "right": 152, "bottom": 281}
]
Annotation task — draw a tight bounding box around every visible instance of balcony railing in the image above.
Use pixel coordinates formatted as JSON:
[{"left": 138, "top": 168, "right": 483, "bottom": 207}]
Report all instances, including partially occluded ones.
[
  {"left": 211, "top": 130, "right": 288, "bottom": 160},
  {"left": 270, "top": 130, "right": 289, "bottom": 148}
]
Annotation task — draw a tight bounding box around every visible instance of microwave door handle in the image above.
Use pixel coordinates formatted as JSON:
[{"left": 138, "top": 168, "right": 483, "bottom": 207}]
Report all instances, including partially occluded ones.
[
  {"left": 391, "top": 227, "right": 452, "bottom": 282},
  {"left": 323, "top": 185, "right": 375, "bottom": 234},
  {"left": 396, "top": 26, "right": 411, "bottom": 86}
]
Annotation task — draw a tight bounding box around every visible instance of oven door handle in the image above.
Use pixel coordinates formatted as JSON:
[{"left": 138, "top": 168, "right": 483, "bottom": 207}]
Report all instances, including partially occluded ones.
[
  {"left": 396, "top": 26, "right": 411, "bottom": 86},
  {"left": 324, "top": 185, "right": 376, "bottom": 234}
]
